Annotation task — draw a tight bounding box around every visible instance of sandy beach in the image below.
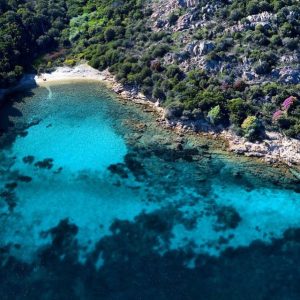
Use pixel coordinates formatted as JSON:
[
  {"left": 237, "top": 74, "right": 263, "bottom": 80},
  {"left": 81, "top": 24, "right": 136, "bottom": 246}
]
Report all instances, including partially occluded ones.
[{"left": 34, "top": 64, "right": 108, "bottom": 85}]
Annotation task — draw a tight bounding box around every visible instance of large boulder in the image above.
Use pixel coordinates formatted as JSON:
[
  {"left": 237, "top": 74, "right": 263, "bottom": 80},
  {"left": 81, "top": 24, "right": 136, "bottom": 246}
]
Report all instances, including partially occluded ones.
[
  {"left": 186, "top": 41, "right": 215, "bottom": 56},
  {"left": 279, "top": 68, "right": 300, "bottom": 84},
  {"left": 174, "top": 14, "right": 193, "bottom": 31}
]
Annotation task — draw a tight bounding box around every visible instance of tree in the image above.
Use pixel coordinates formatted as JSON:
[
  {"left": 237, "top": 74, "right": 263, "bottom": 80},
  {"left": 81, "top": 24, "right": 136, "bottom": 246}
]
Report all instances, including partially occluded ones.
[
  {"left": 104, "top": 27, "right": 116, "bottom": 42},
  {"left": 254, "top": 61, "right": 272, "bottom": 75},
  {"left": 208, "top": 105, "right": 222, "bottom": 125},
  {"left": 246, "top": 1, "right": 260, "bottom": 15},
  {"left": 241, "top": 116, "right": 264, "bottom": 141},
  {"left": 228, "top": 98, "right": 254, "bottom": 126},
  {"left": 168, "top": 13, "right": 178, "bottom": 25}
]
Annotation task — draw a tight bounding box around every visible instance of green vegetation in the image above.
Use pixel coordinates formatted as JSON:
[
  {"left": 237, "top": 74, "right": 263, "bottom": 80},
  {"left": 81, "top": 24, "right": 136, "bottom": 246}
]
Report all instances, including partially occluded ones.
[
  {"left": 241, "top": 116, "right": 264, "bottom": 141},
  {"left": 0, "top": 0, "right": 300, "bottom": 140},
  {"left": 0, "top": 0, "right": 72, "bottom": 87}
]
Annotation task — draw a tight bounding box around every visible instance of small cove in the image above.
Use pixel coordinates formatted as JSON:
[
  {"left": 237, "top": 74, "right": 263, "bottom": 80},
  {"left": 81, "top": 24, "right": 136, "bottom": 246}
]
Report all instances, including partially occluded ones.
[{"left": 0, "top": 82, "right": 300, "bottom": 298}]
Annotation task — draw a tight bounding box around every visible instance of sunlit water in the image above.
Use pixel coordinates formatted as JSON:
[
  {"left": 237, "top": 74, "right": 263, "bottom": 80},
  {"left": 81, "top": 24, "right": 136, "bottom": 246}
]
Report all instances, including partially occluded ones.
[{"left": 0, "top": 83, "right": 299, "bottom": 299}]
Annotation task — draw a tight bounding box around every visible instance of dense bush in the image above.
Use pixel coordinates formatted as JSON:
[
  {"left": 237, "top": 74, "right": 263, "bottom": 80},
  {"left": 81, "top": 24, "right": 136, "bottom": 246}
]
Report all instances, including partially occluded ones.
[
  {"left": 0, "top": 0, "right": 71, "bottom": 87},
  {"left": 241, "top": 116, "right": 264, "bottom": 141}
]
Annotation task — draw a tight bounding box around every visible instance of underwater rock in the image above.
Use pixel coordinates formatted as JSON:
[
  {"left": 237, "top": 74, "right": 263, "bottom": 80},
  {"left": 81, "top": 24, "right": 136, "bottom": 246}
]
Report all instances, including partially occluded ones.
[
  {"left": 176, "top": 143, "right": 184, "bottom": 151},
  {"left": 53, "top": 167, "right": 63, "bottom": 174},
  {"left": 283, "top": 228, "right": 300, "bottom": 242},
  {"left": 290, "top": 168, "right": 300, "bottom": 181},
  {"left": 40, "top": 219, "right": 79, "bottom": 260},
  {"left": 22, "top": 155, "right": 35, "bottom": 164},
  {"left": 142, "top": 212, "right": 172, "bottom": 233},
  {"left": 108, "top": 163, "right": 129, "bottom": 179},
  {"left": 149, "top": 145, "right": 200, "bottom": 163},
  {"left": 28, "top": 118, "right": 41, "bottom": 127},
  {"left": 196, "top": 174, "right": 207, "bottom": 183},
  {"left": 200, "top": 143, "right": 209, "bottom": 150},
  {"left": 0, "top": 190, "right": 17, "bottom": 211},
  {"left": 233, "top": 171, "right": 243, "bottom": 179},
  {"left": 218, "top": 236, "right": 230, "bottom": 245},
  {"left": 17, "top": 175, "right": 32, "bottom": 183},
  {"left": 19, "top": 131, "right": 28, "bottom": 137},
  {"left": 34, "top": 158, "right": 54, "bottom": 169},
  {"left": 124, "top": 153, "right": 146, "bottom": 179},
  {"left": 215, "top": 206, "right": 242, "bottom": 230},
  {"left": 5, "top": 182, "right": 17, "bottom": 190}
]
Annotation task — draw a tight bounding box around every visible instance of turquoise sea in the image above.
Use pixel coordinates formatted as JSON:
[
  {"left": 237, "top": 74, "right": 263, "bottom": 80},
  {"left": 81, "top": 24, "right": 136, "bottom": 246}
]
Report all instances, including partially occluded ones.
[{"left": 0, "top": 83, "right": 300, "bottom": 299}]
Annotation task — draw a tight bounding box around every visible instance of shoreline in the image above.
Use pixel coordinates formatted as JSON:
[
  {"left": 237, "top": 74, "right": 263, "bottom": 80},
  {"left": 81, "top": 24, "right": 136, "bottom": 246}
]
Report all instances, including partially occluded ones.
[
  {"left": 4, "top": 63, "right": 300, "bottom": 170},
  {"left": 34, "top": 64, "right": 108, "bottom": 85},
  {"left": 34, "top": 64, "right": 164, "bottom": 109}
]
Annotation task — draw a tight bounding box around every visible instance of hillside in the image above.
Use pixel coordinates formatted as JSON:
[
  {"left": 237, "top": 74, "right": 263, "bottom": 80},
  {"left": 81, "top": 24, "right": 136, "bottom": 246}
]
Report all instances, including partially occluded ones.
[{"left": 1, "top": 0, "right": 300, "bottom": 140}]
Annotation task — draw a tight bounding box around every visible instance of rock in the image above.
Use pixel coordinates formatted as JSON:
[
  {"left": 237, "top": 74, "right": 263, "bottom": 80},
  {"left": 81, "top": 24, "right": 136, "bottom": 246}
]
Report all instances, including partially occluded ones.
[
  {"left": 34, "top": 158, "right": 54, "bottom": 169},
  {"left": 279, "top": 54, "right": 299, "bottom": 64},
  {"left": 204, "top": 59, "right": 220, "bottom": 71},
  {"left": 155, "top": 19, "right": 167, "bottom": 28},
  {"left": 224, "top": 129, "right": 300, "bottom": 165},
  {"left": 242, "top": 71, "right": 256, "bottom": 81},
  {"left": 108, "top": 163, "right": 129, "bottom": 178},
  {"left": 290, "top": 168, "right": 300, "bottom": 181},
  {"left": 278, "top": 68, "right": 300, "bottom": 84},
  {"left": 186, "top": 41, "right": 215, "bottom": 57},
  {"left": 174, "top": 14, "right": 193, "bottom": 31},
  {"left": 176, "top": 143, "right": 184, "bottom": 150},
  {"left": 216, "top": 206, "right": 242, "bottom": 230},
  {"left": 180, "top": 0, "right": 199, "bottom": 8},
  {"left": 246, "top": 12, "right": 275, "bottom": 23},
  {"left": 22, "top": 155, "right": 35, "bottom": 164},
  {"left": 113, "top": 85, "right": 123, "bottom": 94}
]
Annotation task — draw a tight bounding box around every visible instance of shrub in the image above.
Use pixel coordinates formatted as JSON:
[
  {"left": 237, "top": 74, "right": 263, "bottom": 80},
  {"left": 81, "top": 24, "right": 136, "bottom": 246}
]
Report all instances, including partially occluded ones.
[
  {"left": 168, "top": 13, "right": 179, "bottom": 25},
  {"left": 164, "top": 102, "right": 184, "bottom": 119},
  {"left": 241, "top": 116, "right": 257, "bottom": 130},
  {"left": 230, "top": 9, "right": 244, "bottom": 21},
  {"left": 228, "top": 98, "right": 253, "bottom": 126},
  {"left": 254, "top": 61, "right": 272, "bottom": 75},
  {"left": 104, "top": 27, "right": 116, "bottom": 42},
  {"left": 196, "top": 91, "right": 225, "bottom": 112},
  {"left": 279, "top": 22, "right": 294, "bottom": 37},
  {"left": 277, "top": 116, "right": 293, "bottom": 130},
  {"left": 151, "top": 44, "right": 170, "bottom": 58},
  {"left": 152, "top": 86, "right": 165, "bottom": 100},
  {"left": 282, "top": 38, "right": 298, "bottom": 50},
  {"left": 233, "top": 80, "right": 247, "bottom": 91},
  {"left": 65, "top": 59, "right": 76, "bottom": 66},
  {"left": 241, "top": 116, "right": 264, "bottom": 141},
  {"left": 270, "top": 35, "right": 282, "bottom": 46},
  {"left": 208, "top": 105, "right": 221, "bottom": 125},
  {"left": 165, "top": 65, "right": 184, "bottom": 80},
  {"left": 246, "top": 1, "right": 260, "bottom": 15}
]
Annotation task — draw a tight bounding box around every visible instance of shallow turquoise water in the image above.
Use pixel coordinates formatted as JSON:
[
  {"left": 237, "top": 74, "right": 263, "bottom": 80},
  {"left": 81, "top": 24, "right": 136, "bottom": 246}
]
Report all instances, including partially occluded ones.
[{"left": 0, "top": 83, "right": 300, "bottom": 299}]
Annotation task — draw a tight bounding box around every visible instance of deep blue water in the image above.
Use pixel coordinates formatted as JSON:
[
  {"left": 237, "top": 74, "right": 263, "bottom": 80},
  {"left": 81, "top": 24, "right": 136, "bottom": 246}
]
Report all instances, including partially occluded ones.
[{"left": 0, "top": 83, "right": 300, "bottom": 299}]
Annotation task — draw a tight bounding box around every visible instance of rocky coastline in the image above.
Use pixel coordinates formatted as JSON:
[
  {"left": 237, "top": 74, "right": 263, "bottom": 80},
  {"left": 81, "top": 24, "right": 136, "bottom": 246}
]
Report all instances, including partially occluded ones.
[
  {"left": 92, "top": 66, "right": 300, "bottom": 169},
  {"left": 2, "top": 64, "right": 300, "bottom": 171}
]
